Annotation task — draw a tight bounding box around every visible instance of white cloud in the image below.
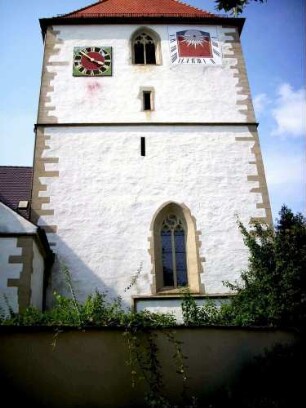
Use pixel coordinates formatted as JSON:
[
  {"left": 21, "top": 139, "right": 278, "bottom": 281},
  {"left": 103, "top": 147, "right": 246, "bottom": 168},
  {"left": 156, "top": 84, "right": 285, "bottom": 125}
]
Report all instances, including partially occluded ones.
[
  {"left": 253, "top": 93, "right": 270, "bottom": 115},
  {"left": 265, "top": 151, "right": 305, "bottom": 186},
  {"left": 271, "top": 83, "right": 306, "bottom": 137},
  {"left": 264, "top": 150, "right": 306, "bottom": 216}
]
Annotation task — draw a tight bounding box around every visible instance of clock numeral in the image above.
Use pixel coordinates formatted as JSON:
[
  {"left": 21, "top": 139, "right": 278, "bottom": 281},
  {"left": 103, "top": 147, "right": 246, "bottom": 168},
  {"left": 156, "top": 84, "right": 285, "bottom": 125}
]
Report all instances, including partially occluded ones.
[
  {"left": 169, "top": 34, "right": 176, "bottom": 43},
  {"left": 213, "top": 48, "right": 220, "bottom": 56},
  {"left": 171, "top": 53, "right": 178, "bottom": 63},
  {"left": 170, "top": 45, "right": 177, "bottom": 53},
  {"left": 212, "top": 41, "right": 218, "bottom": 48},
  {"left": 178, "top": 58, "right": 184, "bottom": 64},
  {"left": 197, "top": 59, "right": 202, "bottom": 64},
  {"left": 210, "top": 59, "right": 216, "bottom": 64}
]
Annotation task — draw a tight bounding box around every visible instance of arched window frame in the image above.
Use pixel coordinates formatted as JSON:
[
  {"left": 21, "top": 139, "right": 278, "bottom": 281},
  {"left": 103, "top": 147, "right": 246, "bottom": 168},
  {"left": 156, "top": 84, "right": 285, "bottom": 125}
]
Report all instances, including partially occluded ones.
[
  {"left": 150, "top": 202, "right": 202, "bottom": 294},
  {"left": 131, "top": 28, "right": 162, "bottom": 65}
]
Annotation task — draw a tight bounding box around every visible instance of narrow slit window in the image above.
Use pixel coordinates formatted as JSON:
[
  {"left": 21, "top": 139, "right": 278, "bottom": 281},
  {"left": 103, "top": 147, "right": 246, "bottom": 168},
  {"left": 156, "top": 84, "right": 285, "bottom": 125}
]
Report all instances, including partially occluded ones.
[
  {"left": 141, "top": 137, "right": 146, "bottom": 156},
  {"left": 143, "top": 91, "right": 152, "bottom": 111}
]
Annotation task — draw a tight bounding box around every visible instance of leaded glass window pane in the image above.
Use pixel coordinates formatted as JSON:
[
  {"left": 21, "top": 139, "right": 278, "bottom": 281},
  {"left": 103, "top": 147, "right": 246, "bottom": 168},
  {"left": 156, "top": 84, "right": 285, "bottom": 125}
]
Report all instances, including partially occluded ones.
[
  {"left": 174, "top": 230, "right": 188, "bottom": 287},
  {"left": 145, "top": 43, "right": 156, "bottom": 64},
  {"left": 134, "top": 43, "right": 144, "bottom": 64},
  {"left": 160, "top": 214, "right": 188, "bottom": 288},
  {"left": 161, "top": 231, "right": 174, "bottom": 286}
]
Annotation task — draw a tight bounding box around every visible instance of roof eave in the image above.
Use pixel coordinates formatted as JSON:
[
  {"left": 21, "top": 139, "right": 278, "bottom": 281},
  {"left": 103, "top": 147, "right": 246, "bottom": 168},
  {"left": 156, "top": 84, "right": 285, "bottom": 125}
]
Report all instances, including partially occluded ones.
[{"left": 39, "top": 15, "right": 245, "bottom": 39}]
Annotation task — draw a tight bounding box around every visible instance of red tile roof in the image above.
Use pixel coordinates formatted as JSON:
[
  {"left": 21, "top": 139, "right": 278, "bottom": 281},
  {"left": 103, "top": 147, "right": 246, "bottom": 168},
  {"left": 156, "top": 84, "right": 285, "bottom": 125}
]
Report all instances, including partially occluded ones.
[
  {"left": 40, "top": 0, "right": 244, "bottom": 46},
  {"left": 63, "top": 0, "right": 215, "bottom": 18},
  {"left": 0, "top": 166, "right": 33, "bottom": 220}
]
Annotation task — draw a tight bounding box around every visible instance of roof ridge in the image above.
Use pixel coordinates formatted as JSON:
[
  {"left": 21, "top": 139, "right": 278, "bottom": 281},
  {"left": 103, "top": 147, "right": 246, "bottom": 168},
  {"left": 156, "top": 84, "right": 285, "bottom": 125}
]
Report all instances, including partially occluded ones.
[
  {"left": 60, "top": 0, "right": 214, "bottom": 18},
  {"left": 63, "top": 0, "right": 102, "bottom": 18},
  {"left": 169, "top": 0, "right": 213, "bottom": 15},
  {"left": 0, "top": 165, "right": 33, "bottom": 169}
]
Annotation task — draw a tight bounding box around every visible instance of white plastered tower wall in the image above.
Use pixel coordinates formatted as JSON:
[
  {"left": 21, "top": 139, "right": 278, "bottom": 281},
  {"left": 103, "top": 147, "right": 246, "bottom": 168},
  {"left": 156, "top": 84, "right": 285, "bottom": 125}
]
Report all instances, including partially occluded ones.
[{"left": 31, "top": 20, "right": 272, "bottom": 312}]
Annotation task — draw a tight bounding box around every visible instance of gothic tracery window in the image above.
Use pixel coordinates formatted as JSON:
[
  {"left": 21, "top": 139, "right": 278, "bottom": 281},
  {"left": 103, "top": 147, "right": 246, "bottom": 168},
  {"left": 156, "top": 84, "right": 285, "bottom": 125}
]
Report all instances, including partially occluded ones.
[
  {"left": 161, "top": 214, "right": 188, "bottom": 288},
  {"left": 133, "top": 31, "right": 157, "bottom": 64}
]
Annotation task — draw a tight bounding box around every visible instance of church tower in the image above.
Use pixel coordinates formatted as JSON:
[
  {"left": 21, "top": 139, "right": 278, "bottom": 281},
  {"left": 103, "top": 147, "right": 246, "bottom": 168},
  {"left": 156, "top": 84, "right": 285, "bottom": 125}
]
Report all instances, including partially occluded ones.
[{"left": 32, "top": 0, "right": 271, "bottom": 315}]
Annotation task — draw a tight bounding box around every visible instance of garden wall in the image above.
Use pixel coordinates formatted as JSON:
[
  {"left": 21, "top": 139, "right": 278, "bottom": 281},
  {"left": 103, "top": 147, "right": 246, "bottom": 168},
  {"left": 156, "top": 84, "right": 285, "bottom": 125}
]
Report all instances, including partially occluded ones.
[{"left": 0, "top": 326, "right": 299, "bottom": 407}]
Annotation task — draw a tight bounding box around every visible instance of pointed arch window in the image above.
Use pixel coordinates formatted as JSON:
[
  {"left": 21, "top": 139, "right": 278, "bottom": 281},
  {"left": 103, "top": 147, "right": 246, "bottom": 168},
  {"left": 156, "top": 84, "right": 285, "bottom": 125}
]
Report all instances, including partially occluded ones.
[
  {"left": 132, "top": 29, "right": 161, "bottom": 65},
  {"left": 151, "top": 202, "right": 201, "bottom": 294},
  {"left": 161, "top": 214, "right": 188, "bottom": 288}
]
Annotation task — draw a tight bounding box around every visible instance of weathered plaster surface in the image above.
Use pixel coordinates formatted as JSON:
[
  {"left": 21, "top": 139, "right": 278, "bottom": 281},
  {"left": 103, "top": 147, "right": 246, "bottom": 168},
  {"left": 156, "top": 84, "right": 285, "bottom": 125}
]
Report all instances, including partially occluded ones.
[
  {"left": 0, "top": 238, "right": 21, "bottom": 314},
  {"left": 33, "top": 125, "right": 267, "bottom": 308},
  {"left": 30, "top": 241, "right": 44, "bottom": 310},
  {"left": 40, "top": 24, "right": 254, "bottom": 123}
]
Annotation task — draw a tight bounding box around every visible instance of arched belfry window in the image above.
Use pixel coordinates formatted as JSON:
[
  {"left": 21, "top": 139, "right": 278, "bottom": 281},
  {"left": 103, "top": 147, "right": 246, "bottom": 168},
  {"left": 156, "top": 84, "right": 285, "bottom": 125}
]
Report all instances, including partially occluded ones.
[
  {"left": 132, "top": 29, "right": 160, "bottom": 65},
  {"left": 151, "top": 203, "right": 201, "bottom": 294},
  {"left": 161, "top": 214, "right": 188, "bottom": 288}
]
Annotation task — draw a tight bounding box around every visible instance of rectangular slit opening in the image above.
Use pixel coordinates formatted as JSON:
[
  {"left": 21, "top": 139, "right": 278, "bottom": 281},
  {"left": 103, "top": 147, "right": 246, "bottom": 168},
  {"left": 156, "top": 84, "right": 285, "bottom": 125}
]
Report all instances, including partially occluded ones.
[
  {"left": 143, "top": 91, "right": 152, "bottom": 111},
  {"left": 141, "top": 137, "right": 146, "bottom": 156}
]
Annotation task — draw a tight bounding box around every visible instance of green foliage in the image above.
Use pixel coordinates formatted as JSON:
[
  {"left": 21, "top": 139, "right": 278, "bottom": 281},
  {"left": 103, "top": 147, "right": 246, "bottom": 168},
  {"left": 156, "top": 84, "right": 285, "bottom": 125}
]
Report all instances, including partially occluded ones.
[
  {"left": 224, "top": 206, "right": 306, "bottom": 328},
  {"left": 214, "top": 0, "right": 266, "bottom": 16},
  {"left": 1, "top": 291, "right": 176, "bottom": 329},
  {"left": 181, "top": 289, "right": 227, "bottom": 326},
  {"left": 0, "top": 260, "right": 177, "bottom": 329},
  {"left": 181, "top": 206, "right": 306, "bottom": 330}
]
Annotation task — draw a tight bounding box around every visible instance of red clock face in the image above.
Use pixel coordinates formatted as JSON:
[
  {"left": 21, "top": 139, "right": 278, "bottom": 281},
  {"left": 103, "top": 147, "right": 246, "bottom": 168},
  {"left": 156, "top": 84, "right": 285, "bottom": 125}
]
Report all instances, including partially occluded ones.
[
  {"left": 73, "top": 47, "right": 112, "bottom": 76},
  {"left": 80, "top": 51, "right": 105, "bottom": 70}
]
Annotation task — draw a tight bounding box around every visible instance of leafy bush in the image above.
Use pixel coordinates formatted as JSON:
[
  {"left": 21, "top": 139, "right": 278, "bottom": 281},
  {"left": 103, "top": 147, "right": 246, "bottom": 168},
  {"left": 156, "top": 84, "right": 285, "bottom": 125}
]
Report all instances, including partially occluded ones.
[
  {"left": 181, "top": 206, "right": 306, "bottom": 330},
  {"left": 224, "top": 206, "right": 306, "bottom": 328},
  {"left": 181, "top": 289, "right": 228, "bottom": 326}
]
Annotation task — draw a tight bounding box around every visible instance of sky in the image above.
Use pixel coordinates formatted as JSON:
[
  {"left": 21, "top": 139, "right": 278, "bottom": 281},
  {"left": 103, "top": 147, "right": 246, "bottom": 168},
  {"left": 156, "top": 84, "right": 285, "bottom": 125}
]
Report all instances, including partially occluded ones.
[{"left": 0, "top": 0, "right": 305, "bottom": 220}]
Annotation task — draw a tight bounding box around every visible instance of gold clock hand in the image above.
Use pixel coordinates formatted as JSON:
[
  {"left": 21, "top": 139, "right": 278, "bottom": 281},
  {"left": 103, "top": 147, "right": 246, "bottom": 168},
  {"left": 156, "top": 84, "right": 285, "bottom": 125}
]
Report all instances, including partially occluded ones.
[
  {"left": 80, "top": 51, "right": 94, "bottom": 61},
  {"left": 80, "top": 51, "right": 104, "bottom": 66},
  {"left": 92, "top": 59, "right": 104, "bottom": 66}
]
